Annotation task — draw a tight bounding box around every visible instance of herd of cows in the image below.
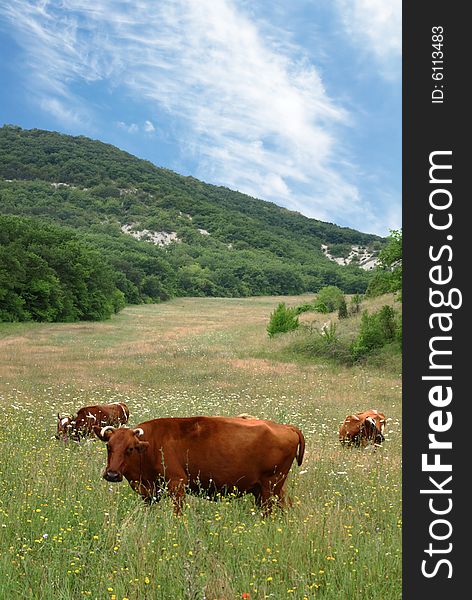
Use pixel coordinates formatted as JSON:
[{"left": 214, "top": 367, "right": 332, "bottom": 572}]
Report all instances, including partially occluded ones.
[{"left": 55, "top": 403, "right": 386, "bottom": 515}]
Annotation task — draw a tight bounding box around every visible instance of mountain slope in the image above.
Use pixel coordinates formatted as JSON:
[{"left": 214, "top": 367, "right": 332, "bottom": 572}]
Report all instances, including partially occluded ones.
[{"left": 0, "top": 125, "right": 384, "bottom": 307}]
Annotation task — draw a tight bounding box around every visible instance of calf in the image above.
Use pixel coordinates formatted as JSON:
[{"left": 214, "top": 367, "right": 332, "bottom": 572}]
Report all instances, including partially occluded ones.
[
  {"left": 94, "top": 416, "right": 305, "bottom": 515},
  {"left": 56, "top": 402, "right": 129, "bottom": 441},
  {"left": 339, "top": 409, "right": 386, "bottom": 447}
]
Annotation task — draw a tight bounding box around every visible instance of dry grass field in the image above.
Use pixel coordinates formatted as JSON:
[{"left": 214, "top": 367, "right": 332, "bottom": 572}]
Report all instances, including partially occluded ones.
[{"left": 0, "top": 296, "right": 401, "bottom": 599}]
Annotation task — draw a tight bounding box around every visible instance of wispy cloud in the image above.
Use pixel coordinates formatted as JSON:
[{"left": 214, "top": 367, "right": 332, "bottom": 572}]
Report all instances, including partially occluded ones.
[
  {"left": 40, "top": 97, "right": 89, "bottom": 128},
  {"left": 335, "top": 0, "right": 401, "bottom": 77},
  {"left": 0, "top": 0, "right": 397, "bottom": 233},
  {"left": 116, "top": 120, "right": 156, "bottom": 134},
  {"left": 117, "top": 121, "right": 139, "bottom": 134},
  {"left": 144, "top": 120, "right": 155, "bottom": 133}
]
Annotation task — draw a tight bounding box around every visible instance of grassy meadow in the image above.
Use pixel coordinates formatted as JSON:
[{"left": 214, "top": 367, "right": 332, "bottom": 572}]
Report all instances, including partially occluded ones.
[{"left": 0, "top": 296, "right": 402, "bottom": 599}]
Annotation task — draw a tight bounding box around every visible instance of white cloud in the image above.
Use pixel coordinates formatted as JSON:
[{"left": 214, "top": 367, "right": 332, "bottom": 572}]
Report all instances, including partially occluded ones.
[
  {"left": 335, "top": 0, "right": 401, "bottom": 76},
  {"left": 40, "top": 98, "right": 89, "bottom": 128},
  {"left": 0, "top": 0, "right": 395, "bottom": 233},
  {"left": 117, "top": 121, "right": 139, "bottom": 134},
  {"left": 144, "top": 120, "right": 155, "bottom": 133}
]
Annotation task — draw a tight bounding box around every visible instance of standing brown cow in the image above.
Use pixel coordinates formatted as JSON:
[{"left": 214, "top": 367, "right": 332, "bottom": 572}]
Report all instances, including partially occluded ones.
[
  {"left": 56, "top": 402, "right": 129, "bottom": 441},
  {"left": 339, "top": 409, "right": 386, "bottom": 447},
  {"left": 93, "top": 416, "right": 305, "bottom": 514}
]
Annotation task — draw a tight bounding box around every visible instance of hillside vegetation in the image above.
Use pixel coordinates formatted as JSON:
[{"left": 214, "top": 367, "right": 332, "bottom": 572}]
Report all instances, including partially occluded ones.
[
  {"left": 0, "top": 215, "right": 125, "bottom": 322},
  {"left": 0, "top": 125, "right": 384, "bottom": 321}
]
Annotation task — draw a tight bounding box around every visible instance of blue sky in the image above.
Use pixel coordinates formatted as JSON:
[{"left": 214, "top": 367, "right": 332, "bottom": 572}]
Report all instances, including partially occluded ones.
[{"left": 0, "top": 0, "right": 401, "bottom": 236}]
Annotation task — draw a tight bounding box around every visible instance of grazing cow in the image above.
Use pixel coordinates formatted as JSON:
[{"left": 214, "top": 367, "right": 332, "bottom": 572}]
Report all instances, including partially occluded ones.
[
  {"left": 93, "top": 416, "right": 305, "bottom": 515},
  {"left": 56, "top": 402, "right": 129, "bottom": 441},
  {"left": 339, "top": 409, "right": 386, "bottom": 447},
  {"left": 56, "top": 415, "right": 75, "bottom": 441}
]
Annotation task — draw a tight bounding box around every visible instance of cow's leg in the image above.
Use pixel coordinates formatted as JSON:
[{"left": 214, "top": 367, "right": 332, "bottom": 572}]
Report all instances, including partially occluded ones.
[
  {"left": 252, "top": 484, "right": 263, "bottom": 508},
  {"left": 275, "top": 479, "right": 292, "bottom": 509},
  {"left": 168, "top": 478, "right": 187, "bottom": 516},
  {"left": 259, "top": 478, "right": 279, "bottom": 516}
]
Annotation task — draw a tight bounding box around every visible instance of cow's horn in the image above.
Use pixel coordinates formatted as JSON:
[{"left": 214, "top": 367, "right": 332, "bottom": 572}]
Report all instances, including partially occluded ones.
[
  {"left": 100, "top": 425, "right": 115, "bottom": 437},
  {"left": 133, "top": 428, "right": 144, "bottom": 437}
]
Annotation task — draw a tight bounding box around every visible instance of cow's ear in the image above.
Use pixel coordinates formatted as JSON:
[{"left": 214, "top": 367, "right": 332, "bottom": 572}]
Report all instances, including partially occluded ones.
[
  {"left": 136, "top": 441, "right": 149, "bottom": 453},
  {"left": 93, "top": 425, "right": 115, "bottom": 442},
  {"left": 57, "top": 413, "right": 61, "bottom": 420}
]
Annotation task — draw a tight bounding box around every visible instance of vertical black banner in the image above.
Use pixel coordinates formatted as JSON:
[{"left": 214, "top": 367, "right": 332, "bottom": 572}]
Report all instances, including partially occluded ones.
[{"left": 403, "top": 2, "right": 466, "bottom": 598}]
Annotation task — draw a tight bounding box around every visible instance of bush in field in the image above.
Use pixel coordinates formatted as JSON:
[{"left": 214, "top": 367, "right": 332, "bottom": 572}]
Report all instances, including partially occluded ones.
[
  {"left": 338, "top": 298, "right": 348, "bottom": 319},
  {"left": 314, "top": 285, "right": 345, "bottom": 312},
  {"left": 294, "top": 302, "right": 316, "bottom": 315},
  {"left": 351, "top": 305, "right": 400, "bottom": 360},
  {"left": 267, "top": 303, "right": 299, "bottom": 337},
  {"left": 288, "top": 321, "right": 353, "bottom": 364},
  {"left": 313, "top": 300, "right": 329, "bottom": 313},
  {"left": 349, "top": 293, "right": 362, "bottom": 315}
]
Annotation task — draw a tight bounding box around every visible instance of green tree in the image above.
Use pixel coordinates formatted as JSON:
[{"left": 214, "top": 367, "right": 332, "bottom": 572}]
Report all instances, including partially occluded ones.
[
  {"left": 267, "top": 303, "right": 299, "bottom": 337},
  {"left": 0, "top": 215, "right": 127, "bottom": 322},
  {"left": 366, "top": 229, "right": 402, "bottom": 298},
  {"left": 338, "top": 297, "right": 348, "bottom": 319},
  {"left": 314, "top": 286, "right": 345, "bottom": 312},
  {"left": 351, "top": 305, "right": 400, "bottom": 360}
]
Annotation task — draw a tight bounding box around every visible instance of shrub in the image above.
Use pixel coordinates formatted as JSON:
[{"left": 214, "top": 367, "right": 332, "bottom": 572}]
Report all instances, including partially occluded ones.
[
  {"left": 314, "top": 286, "right": 345, "bottom": 312},
  {"left": 365, "top": 271, "right": 393, "bottom": 298},
  {"left": 288, "top": 321, "right": 353, "bottom": 364},
  {"left": 349, "top": 293, "right": 362, "bottom": 315},
  {"left": 294, "top": 302, "right": 316, "bottom": 315},
  {"left": 111, "top": 289, "right": 126, "bottom": 313},
  {"left": 351, "top": 305, "right": 399, "bottom": 360},
  {"left": 338, "top": 298, "right": 348, "bottom": 319},
  {"left": 377, "top": 305, "right": 397, "bottom": 339},
  {"left": 313, "top": 300, "right": 329, "bottom": 313},
  {"left": 316, "top": 322, "right": 349, "bottom": 359},
  {"left": 267, "top": 303, "right": 299, "bottom": 337}
]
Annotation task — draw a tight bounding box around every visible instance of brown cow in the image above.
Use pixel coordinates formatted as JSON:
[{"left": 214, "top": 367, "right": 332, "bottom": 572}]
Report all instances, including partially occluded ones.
[
  {"left": 56, "top": 402, "right": 129, "bottom": 441},
  {"left": 93, "top": 416, "right": 305, "bottom": 515},
  {"left": 339, "top": 409, "right": 386, "bottom": 447}
]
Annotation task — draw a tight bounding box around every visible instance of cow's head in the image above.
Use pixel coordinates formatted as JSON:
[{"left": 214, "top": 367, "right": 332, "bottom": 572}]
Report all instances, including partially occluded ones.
[
  {"left": 364, "top": 417, "right": 385, "bottom": 445},
  {"left": 93, "top": 426, "right": 149, "bottom": 482},
  {"left": 55, "top": 414, "right": 75, "bottom": 441}
]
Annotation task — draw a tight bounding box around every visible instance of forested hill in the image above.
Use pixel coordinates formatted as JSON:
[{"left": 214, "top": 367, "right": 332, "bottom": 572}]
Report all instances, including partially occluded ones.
[{"left": 0, "top": 125, "right": 384, "bottom": 321}]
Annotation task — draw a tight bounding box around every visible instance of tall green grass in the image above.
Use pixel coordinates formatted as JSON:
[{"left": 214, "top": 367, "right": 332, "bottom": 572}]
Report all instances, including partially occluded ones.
[{"left": 0, "top": 296, "right": 401, "bottom": 599}]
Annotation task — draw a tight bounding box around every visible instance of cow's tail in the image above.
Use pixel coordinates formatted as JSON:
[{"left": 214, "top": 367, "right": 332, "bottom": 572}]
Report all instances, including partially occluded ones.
[{"left": 289, "top": 426, "right": 305, "bottom": 466}]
